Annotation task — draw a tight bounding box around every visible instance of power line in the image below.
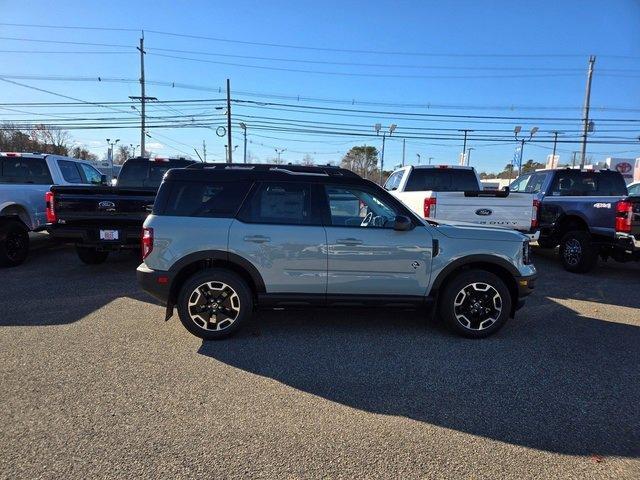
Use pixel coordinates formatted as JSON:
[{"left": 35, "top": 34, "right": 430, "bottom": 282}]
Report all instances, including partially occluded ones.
[{"left": 0, "top": 36, "right": 133, "bottom": 49}]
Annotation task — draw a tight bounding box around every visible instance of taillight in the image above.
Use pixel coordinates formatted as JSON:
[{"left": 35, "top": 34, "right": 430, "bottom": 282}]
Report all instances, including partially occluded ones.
[
  {"left": 45, "top": 191, "right": 56, "bottom": 223},
  {"left": 615, "top": 200, "right": 633, "bottom": 233},
  {"left": 141, "top": 227, "right": 154, "bottom": 260},
  {"left": 423, "top": 197, "right": 437, "bottom": 218},
  {"left": 531, "top": 199, "right": 540, "bottom": 229}
]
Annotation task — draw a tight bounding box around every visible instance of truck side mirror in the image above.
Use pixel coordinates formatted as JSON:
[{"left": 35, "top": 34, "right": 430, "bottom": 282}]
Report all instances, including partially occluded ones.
[{"left": 393, "top": 215, "right": 413, "bottom": 231}]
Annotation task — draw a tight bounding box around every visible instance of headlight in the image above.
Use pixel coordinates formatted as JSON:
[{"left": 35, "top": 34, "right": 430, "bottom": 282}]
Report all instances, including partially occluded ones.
[{"left": 522, "top": 240, "right": 532, "bottom": 265}]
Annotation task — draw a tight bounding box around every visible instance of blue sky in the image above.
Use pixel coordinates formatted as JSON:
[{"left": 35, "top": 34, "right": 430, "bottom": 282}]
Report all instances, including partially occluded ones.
[{"left": 1, "top": 0, "right": 639, "bottom": 172}]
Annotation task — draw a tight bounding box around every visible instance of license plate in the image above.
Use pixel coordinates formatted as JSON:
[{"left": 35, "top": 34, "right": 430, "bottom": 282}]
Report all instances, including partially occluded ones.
[{"left": 99, "top": 230, "right": 119, "bottom": 241}]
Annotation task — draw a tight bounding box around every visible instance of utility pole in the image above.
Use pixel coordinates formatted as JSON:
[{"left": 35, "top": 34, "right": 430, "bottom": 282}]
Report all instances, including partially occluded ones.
[
  {"left": 402, "top": 138, "right": 406, "bottom": 167},
  {"left": 572, "top": 151, "right": 578, "bottom": 168},
  {"left": 459, "top": 129, "right": 474, "bottom": 164},
  {"left": 551, "top": 131, "right": 561, "bottom": 160},
  {"left": 226, "top": 78, "right": 232, "bottom": 163},
  {"left": 580, "top": 55, "right": 596, "bottom": 168},
  {"left": 364, "top": 144, "right": 368, "bottom": 176},
  {"left": 239, "top": 122, "right": 247, "bottom": 163},
  {"left": 138, "top": 35, "right": 146, "bottom": 156},
  {"left": 202, "top": 140, "right": 207, "bottom": 162}
]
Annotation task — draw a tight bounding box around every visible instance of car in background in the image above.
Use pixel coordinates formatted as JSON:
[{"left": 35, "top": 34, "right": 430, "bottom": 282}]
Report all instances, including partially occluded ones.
[
  {"left": 47, "top": 157, "right": 195, "bottom": 264},
  {"left": 385, "top": 165, "right": 538, "bottom": 239},
  {"left": 137, "top": 163, "right": 536, "bottom": 340},
  {"left": 510, "top": 168, "right": 638, "bottom": 272},
  {"left": 0, "top": 152, "right": 105, "bottom": 267}
]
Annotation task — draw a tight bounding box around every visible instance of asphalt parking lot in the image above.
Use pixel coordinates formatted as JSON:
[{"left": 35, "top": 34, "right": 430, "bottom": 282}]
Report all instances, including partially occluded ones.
[{"left": 1, "top": 244, "right": 639, "bottom": 479}]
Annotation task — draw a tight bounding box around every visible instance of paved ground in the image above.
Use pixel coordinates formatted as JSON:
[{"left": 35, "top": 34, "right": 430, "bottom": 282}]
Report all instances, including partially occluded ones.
[{"left": 1, "top": 244, "right": 638, "bottom": 479}]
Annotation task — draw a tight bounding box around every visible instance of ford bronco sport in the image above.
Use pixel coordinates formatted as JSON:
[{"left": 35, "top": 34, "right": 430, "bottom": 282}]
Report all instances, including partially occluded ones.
[{"left": 137, "top": 163, "right": 537, "bottom": 339}]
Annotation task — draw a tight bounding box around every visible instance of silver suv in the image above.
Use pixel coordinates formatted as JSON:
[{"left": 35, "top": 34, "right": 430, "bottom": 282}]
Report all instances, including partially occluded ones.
[{"left": 137, "top": 164, "right": 537, "bottom": 339}]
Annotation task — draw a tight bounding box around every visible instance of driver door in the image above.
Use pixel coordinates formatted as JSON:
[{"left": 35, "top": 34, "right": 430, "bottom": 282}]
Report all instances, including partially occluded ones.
[{"left": 322, "top": 185, "right": 432, "bottom": 296}]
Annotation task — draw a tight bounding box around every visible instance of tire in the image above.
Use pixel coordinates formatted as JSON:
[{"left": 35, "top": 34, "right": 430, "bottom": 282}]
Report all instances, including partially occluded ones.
[
  {"left": 0, "top": 220, "right": 29, "bottom": 267},
  {"left": 536, "top": 237, "right": 557, "bottom": 249},
  {"left": 177, "top": 268, "right": 253, "bottom": 340},
  {"left": 559, "top": 230, "right": 597, "bottom": 273},
  {"left": 76, "top": 246, "right": 109, "bottom": 265},
  {"left": 438, "top": 269, "right": 512, "bottom": 339}
]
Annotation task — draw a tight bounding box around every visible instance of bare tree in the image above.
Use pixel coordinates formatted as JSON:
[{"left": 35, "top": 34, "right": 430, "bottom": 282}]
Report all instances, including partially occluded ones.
[
  {"left": 30, "top": 124, "right": 70, "bottom": 155},
  {"left": 115, "top": 145, "right": 131, "bottom": 164},
  {"left": 71, "top": 146, "right": 98, "bottom": 161},
  {"left": 301, "top": 154, "right": 315, "bottom": 166}
]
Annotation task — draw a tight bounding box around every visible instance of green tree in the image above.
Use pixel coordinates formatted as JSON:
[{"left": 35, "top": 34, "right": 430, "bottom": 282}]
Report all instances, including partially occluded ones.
[{"left": 341, "top": 145, "right": 379, "bottom": 180}]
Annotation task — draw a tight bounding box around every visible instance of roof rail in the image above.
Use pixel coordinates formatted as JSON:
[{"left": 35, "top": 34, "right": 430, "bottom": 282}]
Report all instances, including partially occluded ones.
[{"left": 184, "top": 162, "right": 361, "bottom": 178}]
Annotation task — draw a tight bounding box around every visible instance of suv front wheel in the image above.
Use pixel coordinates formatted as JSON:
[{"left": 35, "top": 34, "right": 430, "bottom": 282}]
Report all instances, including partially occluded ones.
[
  {"left": 439, "top": 269, "right": 512, "bottom": 338},
  {"left": 177, "top": 269, "right": 252, "bottom": 340}
]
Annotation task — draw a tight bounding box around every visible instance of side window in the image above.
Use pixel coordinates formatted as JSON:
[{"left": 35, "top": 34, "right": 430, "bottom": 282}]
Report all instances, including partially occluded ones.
[
  {"left": 117, "top": 162, "right": 149, "bottom": 187},
  {"left": 384, "top": 171, "right": 403, "bottom": 191},
  {"left": 628, "top": 183, "right": 640, "bottom": 196},
  {"left": 57, "top": 160, "right": 83, "bottom": 183},
  {"left": 525, "top": 172, "right": 549, "bottom": 193},
  {"left": 238, "top": 182, "right": 314, "bottom": 225},
  {"left": 78, "top": 163, "right": 102, "bottom": 184},
  {"left": 509, "top": 174, "right": 531, "bottom": 192},
  {"left": 325, "top": 186, "right": 399, "bottom": 228},
  {"left": 163, "top": 181, "right": 251, "bottom": 217},
  {"left": 0, "top": 157, "right": 52, "bottom": 184}
]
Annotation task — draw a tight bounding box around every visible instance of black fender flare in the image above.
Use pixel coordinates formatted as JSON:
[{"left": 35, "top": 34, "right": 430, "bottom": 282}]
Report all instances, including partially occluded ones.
[
  {"left": 168, "top": 249, "right": 266, "bottom": 293},
  {"left": 431, "top": 254, "right": 520, "bottom": 291}
]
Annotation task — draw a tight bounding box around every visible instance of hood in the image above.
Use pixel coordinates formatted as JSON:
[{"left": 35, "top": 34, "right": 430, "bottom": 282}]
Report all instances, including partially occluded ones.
[{"left": 435, "top": 220, "right": 527, "bottom": 242}]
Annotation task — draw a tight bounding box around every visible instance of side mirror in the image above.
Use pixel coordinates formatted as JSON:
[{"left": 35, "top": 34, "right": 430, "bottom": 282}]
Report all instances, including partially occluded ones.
[
  {"left": 393, "top": 215, "right": 413, "bottom": 231},
  {"left": 100, "top": 174, "right": 108, "bottom": 186}
]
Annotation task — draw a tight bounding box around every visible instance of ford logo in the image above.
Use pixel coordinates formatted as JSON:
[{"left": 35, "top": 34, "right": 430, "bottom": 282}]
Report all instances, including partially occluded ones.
[
  {"left": 475, "top": 208, "right": 492, "bottom": 216},
  {"left": 98, "top": 201, "right": 116, "bottom": 209}
]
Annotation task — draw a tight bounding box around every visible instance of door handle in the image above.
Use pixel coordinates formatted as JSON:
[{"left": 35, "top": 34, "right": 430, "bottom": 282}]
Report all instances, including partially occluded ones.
[
  {"left": 336, "top": 238, "right": 363, "bottom": 246},
  {"left": 244, "top": 235, "right": 271, "bottom": 243}
]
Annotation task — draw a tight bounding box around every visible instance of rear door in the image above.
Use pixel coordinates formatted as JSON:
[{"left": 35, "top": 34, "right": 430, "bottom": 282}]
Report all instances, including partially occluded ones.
[
  {"left": 321, "top": 184, "right": 432, "bottom": 296},
  {"left": 228, "top": 181, "right": 327, "bottom": 294}
]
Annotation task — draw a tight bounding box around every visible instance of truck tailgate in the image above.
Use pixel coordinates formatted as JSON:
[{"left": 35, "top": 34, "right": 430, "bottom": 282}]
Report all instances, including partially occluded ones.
[
  {"left": 51, "top": 186, "right": 155, "bottom": 223},
  {"left": 395, "top": 191, "right": 534, "bottom": 231}
]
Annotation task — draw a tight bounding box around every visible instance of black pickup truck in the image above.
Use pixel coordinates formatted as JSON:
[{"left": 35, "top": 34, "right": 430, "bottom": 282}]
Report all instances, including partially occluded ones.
[
  {"left": 510, "top": 168, "right": 640, "bottom": 272},
  {"left": 47, "top": 157, "right": 195, "bottom": 264}
]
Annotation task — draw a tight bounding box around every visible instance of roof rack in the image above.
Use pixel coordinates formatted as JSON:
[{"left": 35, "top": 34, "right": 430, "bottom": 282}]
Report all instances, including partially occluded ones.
[{"left": 184, "top": 162, "right": 361, "bottom": 178}]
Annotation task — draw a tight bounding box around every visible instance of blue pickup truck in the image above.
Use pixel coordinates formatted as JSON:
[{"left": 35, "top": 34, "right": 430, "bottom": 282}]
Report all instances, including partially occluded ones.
[{"left": 510, "top": 168, "right": 640, "bottom": 272}]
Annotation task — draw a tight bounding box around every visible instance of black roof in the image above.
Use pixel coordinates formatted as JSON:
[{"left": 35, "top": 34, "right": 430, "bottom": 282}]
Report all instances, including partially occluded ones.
[{"left": 164, "top": 162, "right": 367, "bottom": 185}]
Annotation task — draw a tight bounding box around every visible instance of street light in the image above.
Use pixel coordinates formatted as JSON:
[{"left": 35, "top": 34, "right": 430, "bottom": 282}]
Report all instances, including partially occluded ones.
[
  {"left": 239, "top": 122, "right": 248, "bottom": 163},
  {"left": 428, "top": 157, "right": 434, "bottom": 165},
  {"left": 466, "top": 147, "right": 475, "bottom": 166},
  {"left": 274, "top": 148, "right": 286, "bottom": 163},
  {"left": 130, "top": 144, "right": 140, "bottom": 158},
  {"left": 374, "top": 123, "right": 397, "bottom": 184},
  {"left": 514, "top": 126, "right": 538, "bottom": 178},
  {"left": 416, "top": 153, "right": 421, "bottom": 165},
  {"left": 224, "top": 145, "right": 238, "bottom": 163}
]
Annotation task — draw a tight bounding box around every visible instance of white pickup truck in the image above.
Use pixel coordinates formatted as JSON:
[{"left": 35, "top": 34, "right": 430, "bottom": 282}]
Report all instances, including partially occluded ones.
[{"left": 385, "top": 165, "right": 538, "bottom": 238}]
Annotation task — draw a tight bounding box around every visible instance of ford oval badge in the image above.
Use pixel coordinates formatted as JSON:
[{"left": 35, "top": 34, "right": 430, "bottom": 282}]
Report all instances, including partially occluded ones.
[
  {"left": 98, "top": 201, "right": 116, "bottom": 209},
  {"left": 475, "top": 208, "right": 492, "bottom": 216}
]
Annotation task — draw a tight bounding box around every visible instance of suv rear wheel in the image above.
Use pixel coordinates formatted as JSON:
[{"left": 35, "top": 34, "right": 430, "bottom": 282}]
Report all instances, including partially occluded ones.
[
  {"left": 559, "top": 230, "right": 597, "bottom": 273},
  {"left": 0, "top": 220, "right": 29, "bottom": 267},
  {"left": 439, "top": 269, "right": 512, "bottom": 338},
  {"left": 177, "top": 268, "right": 252, "bottom": 340}
]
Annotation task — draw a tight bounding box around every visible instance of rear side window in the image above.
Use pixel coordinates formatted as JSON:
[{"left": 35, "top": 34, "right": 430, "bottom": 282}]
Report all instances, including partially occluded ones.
[
  {"left": 0, "top": 157, "right": 52, "bottom": 184},
  {"left": 238, "top": 182, "right": 315, "bottom": 225},
  {"left": 550, "top": 171, "right": 628, "bottom": 196},
  {"left": 117, "top": 162, "right": 148, "bottom": 187},
  {"left": 78, "top": 163, "right": 102, "bottom": 184},
  {"left": 404, "top": 169, "right": 479, "bottom": 192},
  {"left": 57, "top": 160, "right": 83, "bottom": 183},
  {"left": 162, "top": 180, "right": 251, "bottom": 217},
  {"left": 384, "top": 171, "right": 404, "bottom": 191}
]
